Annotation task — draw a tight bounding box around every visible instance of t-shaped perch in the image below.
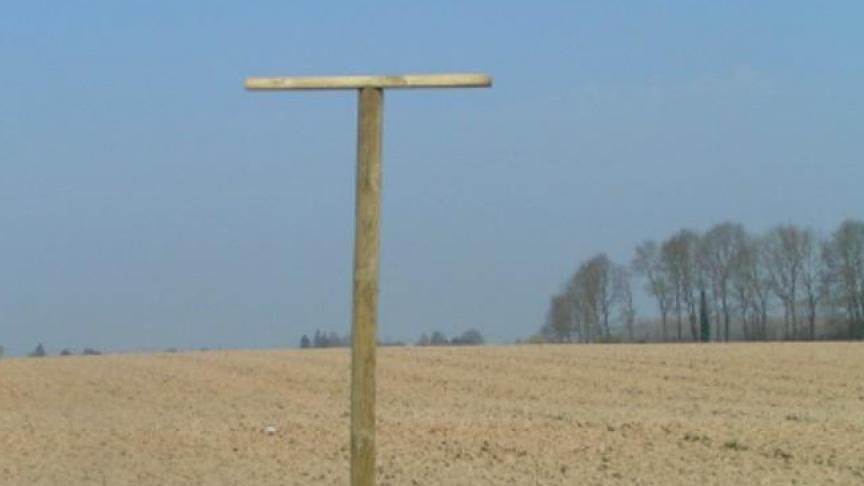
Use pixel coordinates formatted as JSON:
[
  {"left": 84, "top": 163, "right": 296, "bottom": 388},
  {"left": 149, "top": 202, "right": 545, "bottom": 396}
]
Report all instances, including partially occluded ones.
[{"left": 245, "top": 73, "right": 492, "bottom": 486}]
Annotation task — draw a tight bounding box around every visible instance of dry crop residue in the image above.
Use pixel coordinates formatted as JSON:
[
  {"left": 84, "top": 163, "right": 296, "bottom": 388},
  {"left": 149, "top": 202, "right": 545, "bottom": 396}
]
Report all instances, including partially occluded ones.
[{"left": 1, "top": 343, "right": 863, "bottom": 485}]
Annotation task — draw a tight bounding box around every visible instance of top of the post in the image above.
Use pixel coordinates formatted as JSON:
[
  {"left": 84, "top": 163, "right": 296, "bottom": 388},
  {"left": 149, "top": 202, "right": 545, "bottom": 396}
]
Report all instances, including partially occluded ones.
[{"left": 244, "top": 73, "right": 492, "bottom": 91}]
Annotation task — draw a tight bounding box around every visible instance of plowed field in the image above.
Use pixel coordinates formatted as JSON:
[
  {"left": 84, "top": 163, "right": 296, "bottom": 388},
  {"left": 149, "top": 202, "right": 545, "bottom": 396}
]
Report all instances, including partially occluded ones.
[{"left": 1, "top": 343, "right": 862, "bottom": 485}]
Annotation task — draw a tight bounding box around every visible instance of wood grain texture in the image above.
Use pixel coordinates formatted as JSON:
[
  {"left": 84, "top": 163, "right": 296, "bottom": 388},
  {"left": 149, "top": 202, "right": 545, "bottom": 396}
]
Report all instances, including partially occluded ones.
[
  {"left": 350, "top": 87, "right": 383, "bottom": 486},
  {"left": 245, "top": 73, "right": 492, "bottom": 90}
]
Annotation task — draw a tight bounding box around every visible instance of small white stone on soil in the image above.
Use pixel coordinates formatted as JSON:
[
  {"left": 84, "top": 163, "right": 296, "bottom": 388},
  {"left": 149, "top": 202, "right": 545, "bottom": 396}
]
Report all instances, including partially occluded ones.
[{"left": 264, "top": 425, "right": 277, "bottom": 435}]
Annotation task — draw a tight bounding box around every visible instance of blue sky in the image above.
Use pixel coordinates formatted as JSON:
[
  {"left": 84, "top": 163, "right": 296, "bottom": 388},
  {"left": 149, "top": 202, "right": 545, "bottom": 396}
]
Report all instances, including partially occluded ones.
[{"left": 1, "top": 1, "right": 863, "bottom": 354}]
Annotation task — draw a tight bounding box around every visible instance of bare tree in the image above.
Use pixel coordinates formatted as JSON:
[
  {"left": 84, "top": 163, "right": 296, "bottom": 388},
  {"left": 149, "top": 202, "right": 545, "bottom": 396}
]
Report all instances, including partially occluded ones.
[
  {"left": 823, "top": 219, "right": 864, "bottom": 339},
  {"left": 699, "top": 223, "right": 748, "bottom": 341},
  {"left": 764, "top": 225, "right": 806, "bottom": 339},
  {"left": 616, "top": 267, "right": 637, "bottom": 341},
  {"left": 661, "top": 235, "right": 684, "bottom": 340},
  {"left": 799, "top": 228, "right": 826, "bottom": 340},
  {"left": 661, "top": 230, "right": 700, "bottom": 341},
  {"left": 731, "top": 235, "right": 772, "bottom": 340},
  {"left": 632, "top": 241, "right": 672, "bottom": 341},
  {"left": 564, "top": 273, "right": 591, "bottom": 342},
  {"left": 542, "top": 219, "right": 864, "bottom": 343},
  {"left": 594, "top": 255, "right": 620, "bottom": 341},
  {"left": 568, "top": 259, "right": 600, "bottom": 342},
  {"left": 544, "top": 293, "right": 574, "bottom": 343},
  {"left": 565, "top": 254, "right": 621, "bottom": 342}
]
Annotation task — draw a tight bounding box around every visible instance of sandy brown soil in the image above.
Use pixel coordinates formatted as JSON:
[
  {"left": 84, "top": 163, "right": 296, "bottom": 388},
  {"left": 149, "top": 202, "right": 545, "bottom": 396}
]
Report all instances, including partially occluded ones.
[{"left": 1, "top": 343, "right": 863, "bottom": 485}]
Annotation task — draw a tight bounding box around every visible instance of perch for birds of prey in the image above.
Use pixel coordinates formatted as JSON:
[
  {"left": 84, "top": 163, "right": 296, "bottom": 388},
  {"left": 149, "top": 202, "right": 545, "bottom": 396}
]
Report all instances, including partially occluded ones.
[{"left": 244, "top": 72, "right": 492, "bottom": 486}]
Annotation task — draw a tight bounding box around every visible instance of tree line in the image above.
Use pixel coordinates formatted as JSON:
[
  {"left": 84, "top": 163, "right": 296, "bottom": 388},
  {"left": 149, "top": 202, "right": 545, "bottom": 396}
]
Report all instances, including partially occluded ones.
[
  {"left": 299, "top": 328, "right": 485, "bottom": 348},
  {"left": 415, "top": 329, "right": 485, "bottom": 346},
  {"left": 0, "top": 343, "right": 103, "bottom": 358},
  {"left": 541, "top": 219, "right": 864, "bottom": 343}
]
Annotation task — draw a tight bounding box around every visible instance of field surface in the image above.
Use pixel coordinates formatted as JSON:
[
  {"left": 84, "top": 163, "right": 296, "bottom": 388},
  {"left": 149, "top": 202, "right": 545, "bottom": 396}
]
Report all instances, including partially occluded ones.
[{"left": 1, "top": 343, "right": 863, "bottom": 485}]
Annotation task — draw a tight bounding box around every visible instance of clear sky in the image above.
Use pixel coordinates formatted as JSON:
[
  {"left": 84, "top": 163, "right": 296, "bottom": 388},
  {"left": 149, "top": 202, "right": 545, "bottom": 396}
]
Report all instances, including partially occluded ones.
[{"left": 2, "top": 1, "right": 863, "bottom": 355}]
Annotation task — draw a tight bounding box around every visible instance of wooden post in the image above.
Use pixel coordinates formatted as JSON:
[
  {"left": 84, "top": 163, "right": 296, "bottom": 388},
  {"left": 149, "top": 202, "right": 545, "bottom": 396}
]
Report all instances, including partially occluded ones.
[
  {"left": 351, "top": 87, "right": 383, "bottom": 486},
  {"left": 244, "top": 73, "right": 491, "bottom": 486}
]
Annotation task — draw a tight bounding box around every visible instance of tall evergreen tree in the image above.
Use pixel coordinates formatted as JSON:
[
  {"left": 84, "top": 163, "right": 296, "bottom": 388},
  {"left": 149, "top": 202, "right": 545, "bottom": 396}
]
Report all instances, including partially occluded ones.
[
  {"left": 699, "top": 290, "right": 711, "bottom": 342},
  {"left": 29, "top": 343, "right": 46, "bottom": 358}
]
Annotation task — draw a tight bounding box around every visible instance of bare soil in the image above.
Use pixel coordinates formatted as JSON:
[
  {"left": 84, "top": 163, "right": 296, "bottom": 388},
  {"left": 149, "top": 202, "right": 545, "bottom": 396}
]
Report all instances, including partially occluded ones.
[{"left": 1, "top": 343, "right": 863, "bottom": 485}]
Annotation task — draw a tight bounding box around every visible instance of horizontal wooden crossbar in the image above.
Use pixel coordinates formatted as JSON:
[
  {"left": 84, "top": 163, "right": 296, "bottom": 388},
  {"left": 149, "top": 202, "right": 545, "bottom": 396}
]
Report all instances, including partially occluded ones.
[{"left": 244, "top": 73, "right": 492, "bottom": 91}]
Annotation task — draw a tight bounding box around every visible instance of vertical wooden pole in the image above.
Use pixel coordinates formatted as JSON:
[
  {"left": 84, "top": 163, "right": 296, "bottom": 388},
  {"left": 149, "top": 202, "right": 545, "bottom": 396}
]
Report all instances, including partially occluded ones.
[{"left": 351, "top": 87, "right": 383, "bottom": 486}]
